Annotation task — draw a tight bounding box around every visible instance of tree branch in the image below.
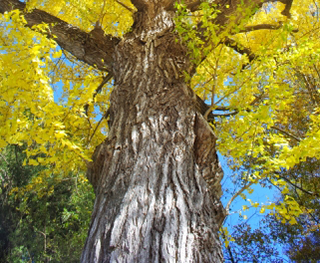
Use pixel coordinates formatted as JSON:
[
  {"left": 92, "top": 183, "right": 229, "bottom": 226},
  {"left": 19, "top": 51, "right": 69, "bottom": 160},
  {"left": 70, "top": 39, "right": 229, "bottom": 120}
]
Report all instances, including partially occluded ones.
[
  {"left": 239, "top": 23, "right": 297, "bottom": 33},
  {"left": 221, "top": 229, "right": 236, "bottom": 263},
  {"left": 0, "top": 0, "right": 120, "bottom": 72},
  {"left": 280, "top": 0, "right": 294, "bottom": 18},
  {"left": 190, "top": 0, "right": 295, "bottom": 68},
  {"left": 84, "top": 73, "right": 113, "bottom": 116},
  {"left": 240, "top": 23, "right": 283, "bottom": 33},
  {"left": 274, "top": 172, "right": 320, "bottom": 197},
  {"left": 224, "top": 37, "right": 257, "bottom": 62},
  {"left": 225, "top": 181, "right": 255, "bottom": 215},
  {"left": 114, "top": 0, "right": 135, "bottom": 13},
  {"left": 193, "top": 94, "right": 216, "bottom": 121},
  {"left": 271, "top": 125, "right": 301, "bottom": 142},
  {"left": 213, "top": 111, "right": 239, "bottom": 117}
]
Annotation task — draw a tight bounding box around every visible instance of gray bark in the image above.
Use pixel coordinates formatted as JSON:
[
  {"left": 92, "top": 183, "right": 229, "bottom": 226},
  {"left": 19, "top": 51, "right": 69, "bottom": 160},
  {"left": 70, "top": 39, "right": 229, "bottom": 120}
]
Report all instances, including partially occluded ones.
[
  {"left": 83, "top": 7, "right": 225, "bottom": 263},
  {"left": 0, "top": 0, "right": 295, "bottom": 262}
]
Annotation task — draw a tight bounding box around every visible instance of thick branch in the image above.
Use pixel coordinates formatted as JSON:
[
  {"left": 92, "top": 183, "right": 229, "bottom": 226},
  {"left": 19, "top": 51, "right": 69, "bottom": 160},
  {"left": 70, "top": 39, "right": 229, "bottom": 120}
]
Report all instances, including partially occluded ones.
[
  {"left": 194, "top": 94, "right": 216, "bottom": 121},
  {"left": 239, "top": 23, "right": 298, "bottom": 33},
  {"left": 192, "top": 0, "right": 295, "bottom": 66},
  {"left": 240, "top": 24, "right": 282, "bottom": 33},
  {"left": 0, "top": 0, "right": 120, "bottom": 71},
  {"left": 212, "top": 111, "right": 239, "bottom": 117},
  {"left": 280, "top": 0, "right": 294, "bottom": 18},
  {"left": 224, "top": 37, "right": 256, "bottom": 62}
]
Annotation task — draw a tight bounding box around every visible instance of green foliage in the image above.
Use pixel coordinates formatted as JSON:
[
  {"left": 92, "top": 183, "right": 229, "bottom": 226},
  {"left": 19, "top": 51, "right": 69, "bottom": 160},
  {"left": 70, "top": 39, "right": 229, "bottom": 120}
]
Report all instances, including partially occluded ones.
[
  {"left": 2, "top": 0, "right": 320, "bottom": 260},
  {"left": 0, "top": 145, "right": 94, "bottom": 262},
  {"left": 174, "top": 1, "right": 220, "bottom": 64}
]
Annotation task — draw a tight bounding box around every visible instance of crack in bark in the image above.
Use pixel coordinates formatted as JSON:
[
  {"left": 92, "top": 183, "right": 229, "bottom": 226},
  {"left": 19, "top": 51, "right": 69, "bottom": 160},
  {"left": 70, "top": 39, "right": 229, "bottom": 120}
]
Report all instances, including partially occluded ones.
[{"left": 0, "top": 0, "right": 297, "bottom": 261}]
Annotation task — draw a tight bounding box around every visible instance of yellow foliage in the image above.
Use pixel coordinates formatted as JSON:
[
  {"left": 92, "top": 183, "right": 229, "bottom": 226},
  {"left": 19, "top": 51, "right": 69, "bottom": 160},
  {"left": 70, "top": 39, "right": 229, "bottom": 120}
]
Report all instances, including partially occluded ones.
[
  {"left": 26, "top": 0, "right": 135, "bottom": 35},
  {"left": 1, "top": 0, "right": 320, "bottom": 229},
  {"left": 0, "top": 10, "right": 109, "bottom": 197},
  {"left": 220, "top": 226, "right": 235, "bottom": 248}
]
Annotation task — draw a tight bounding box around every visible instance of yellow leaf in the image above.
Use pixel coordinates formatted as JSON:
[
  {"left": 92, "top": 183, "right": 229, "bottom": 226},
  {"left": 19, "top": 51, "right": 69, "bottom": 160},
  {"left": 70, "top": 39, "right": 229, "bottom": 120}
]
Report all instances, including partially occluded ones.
[
  {"left": 289, "top": 217, "right": 297, "bottom": 225},
  {"left": 247, "top": 187, "right": 254, "bottom": 194},
  {"left": 52, "top": 49, "right": 62, "bottom": 59},
  {"left": 252, "top": 202, "right": 259, "bottom": 208},
  {"left": 282, "top": 187, "right": 289, "bottom": 194},
  {"left": 28, "top": 159, "right": 38, "bottom": 166},
  {"left": 55, "top": 130, "right": 66, "bottom": 139}
]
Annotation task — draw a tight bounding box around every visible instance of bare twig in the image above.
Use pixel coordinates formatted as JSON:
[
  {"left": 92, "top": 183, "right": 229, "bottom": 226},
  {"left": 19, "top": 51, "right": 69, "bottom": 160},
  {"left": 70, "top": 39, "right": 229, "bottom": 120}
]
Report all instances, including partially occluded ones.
[
  {"left": 84, "top": 73, "right": 113, "bottom": 116},
  {"left": 225, "top": 181, "right": 255, "bottom": 215}
]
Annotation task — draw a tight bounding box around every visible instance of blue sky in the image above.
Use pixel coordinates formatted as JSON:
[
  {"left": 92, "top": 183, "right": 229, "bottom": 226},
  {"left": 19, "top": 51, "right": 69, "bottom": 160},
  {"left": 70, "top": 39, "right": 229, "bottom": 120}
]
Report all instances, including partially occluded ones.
[{"left": 220, "top": 153, "right": 290, "bottom": 260}]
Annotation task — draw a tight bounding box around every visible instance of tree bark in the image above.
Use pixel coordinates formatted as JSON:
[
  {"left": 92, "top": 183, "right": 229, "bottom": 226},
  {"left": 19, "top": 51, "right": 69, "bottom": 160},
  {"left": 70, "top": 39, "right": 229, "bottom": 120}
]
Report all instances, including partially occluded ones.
[
  {"left": 82, "top": 7, "right": 225, "bottom": 262},
  {"left": 0, "top": 0, "right": 298, "bottom": 261}
]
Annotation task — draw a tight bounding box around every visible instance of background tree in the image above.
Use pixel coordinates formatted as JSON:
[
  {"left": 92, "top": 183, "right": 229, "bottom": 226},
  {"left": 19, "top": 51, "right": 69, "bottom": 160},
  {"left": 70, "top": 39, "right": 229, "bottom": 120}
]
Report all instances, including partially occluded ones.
[
  {"left": 0, "top": 144, "right": 94, "bottom": 262},
  {"left": 223, "top": 222, "right": 285, "bottom": 262},
  {"left": 1, "top": 0, "right": 320, "bottom": 262},
  {"left": 222, "top": 23, "right": 320, "bottom": 261}
]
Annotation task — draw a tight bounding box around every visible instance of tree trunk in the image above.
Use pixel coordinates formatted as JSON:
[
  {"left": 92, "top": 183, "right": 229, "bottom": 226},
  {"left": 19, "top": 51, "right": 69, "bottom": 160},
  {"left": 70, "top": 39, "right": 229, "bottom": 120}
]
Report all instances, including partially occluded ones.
[{"left": 82, "top": 8, "right": 225, "bottom": 262}]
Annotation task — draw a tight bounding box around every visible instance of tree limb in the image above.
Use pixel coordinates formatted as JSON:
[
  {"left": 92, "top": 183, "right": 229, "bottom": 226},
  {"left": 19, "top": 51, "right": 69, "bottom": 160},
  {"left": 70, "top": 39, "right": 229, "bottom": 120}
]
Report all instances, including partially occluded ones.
[
  {"left": 190, "top": 0, "right": 295, "bottom": 67},
  {"left": 240, "top": 23, "right": 283, "bottom": 33},
  {"left": 114, "top": 0, "right": 135, "bottom": 13},
  {"left": 194, "top": 94, "right": 216, "bottom": 121},
  {"left": 239, "top": 23, "right": 298, "bottom": 33},
  {"left": 274, "top": 172, "right": 320, "bottom": 197},
  {"left": 84, "top": 73, "right": 113, "bottom": 116},
  {"left": 213, "top": 111, "right": 239, "bottom": 117},
  {"left": 280, "top": 0, "right": 294, "bottom": 18},
  {"left": 271, "top": 125, "right": 301, "bottom": 142},
  {"left": 224, "top": 37, "right": 257, "bottom": 62},
  {"left": 225, "top": 181, "right": 255, "bottom": 215},
  {"left": 0, "top": 0, "right": 120, "bottom": 72}
]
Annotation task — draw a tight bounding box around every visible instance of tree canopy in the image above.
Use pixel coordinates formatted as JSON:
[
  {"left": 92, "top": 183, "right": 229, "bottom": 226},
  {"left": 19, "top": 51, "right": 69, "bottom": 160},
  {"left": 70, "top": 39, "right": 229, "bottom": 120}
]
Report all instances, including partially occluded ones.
[{"left": 1, "top": 0, "right": 320, "bottom": 261}]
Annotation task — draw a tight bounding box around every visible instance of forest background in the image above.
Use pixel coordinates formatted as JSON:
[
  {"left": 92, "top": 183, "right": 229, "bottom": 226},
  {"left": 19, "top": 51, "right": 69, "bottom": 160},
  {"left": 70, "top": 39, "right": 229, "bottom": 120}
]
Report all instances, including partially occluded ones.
[{"left": 1, "top": 0, "right": 320, "bottom": 261}]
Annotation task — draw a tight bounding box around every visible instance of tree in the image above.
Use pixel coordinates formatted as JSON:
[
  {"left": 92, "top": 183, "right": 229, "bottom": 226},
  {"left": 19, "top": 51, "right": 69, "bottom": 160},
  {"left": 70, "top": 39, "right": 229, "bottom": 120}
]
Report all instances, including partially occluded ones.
[
  {"left": 223, "top": 223, "right": 285, "bottom": 262},
  {"left": 260, "top": 158, "right": 320, "bottom": 262},
  {"left": 0, "top": 144, "right": 94, "bottom": 262},
  {"left": 0, "top": 0, "right": 319, "bottom": 261},
  {"left": 223, "top": 55, "right": 320, "bottom": 262}
]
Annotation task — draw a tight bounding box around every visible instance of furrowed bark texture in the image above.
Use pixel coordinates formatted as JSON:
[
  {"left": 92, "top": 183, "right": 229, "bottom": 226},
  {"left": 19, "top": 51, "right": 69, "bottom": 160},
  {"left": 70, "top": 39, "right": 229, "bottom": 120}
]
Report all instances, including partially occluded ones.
[
  {"left": 0, "top": 1, "right": 297, "bottom": 262},
  {"left": 83, "top": 7, "right": 225, "bottom": 263}
]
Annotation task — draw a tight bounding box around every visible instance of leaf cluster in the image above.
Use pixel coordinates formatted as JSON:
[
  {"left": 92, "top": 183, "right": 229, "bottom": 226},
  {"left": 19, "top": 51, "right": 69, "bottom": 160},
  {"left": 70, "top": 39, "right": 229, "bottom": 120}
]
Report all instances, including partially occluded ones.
[{"left": 0, "top": 144, "right": 94, "bottom": 262}]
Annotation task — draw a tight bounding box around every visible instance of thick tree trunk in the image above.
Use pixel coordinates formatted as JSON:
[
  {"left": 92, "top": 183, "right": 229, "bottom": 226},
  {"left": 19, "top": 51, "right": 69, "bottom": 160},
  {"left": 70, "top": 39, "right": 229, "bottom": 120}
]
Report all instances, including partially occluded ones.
[{"left": 82, "top": 8, "right": 225, "bottom": 263}]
